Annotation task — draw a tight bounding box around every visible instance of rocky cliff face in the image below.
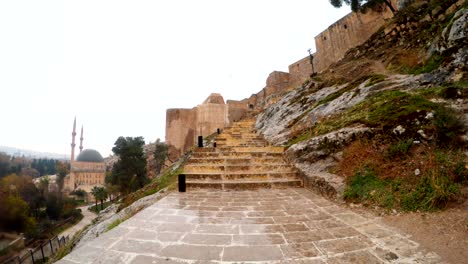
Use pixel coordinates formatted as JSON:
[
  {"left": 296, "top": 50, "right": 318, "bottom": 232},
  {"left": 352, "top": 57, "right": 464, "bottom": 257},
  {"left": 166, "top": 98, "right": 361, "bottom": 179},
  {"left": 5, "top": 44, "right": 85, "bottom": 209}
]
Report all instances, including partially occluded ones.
[{"left": 256, "top": 3, "right": 467, "bottom": 200}]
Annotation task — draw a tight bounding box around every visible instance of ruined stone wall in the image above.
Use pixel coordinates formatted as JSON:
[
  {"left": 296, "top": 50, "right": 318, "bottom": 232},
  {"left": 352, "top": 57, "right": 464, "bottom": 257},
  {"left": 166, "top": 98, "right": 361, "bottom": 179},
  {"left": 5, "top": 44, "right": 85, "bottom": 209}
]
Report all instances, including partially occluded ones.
[
  {"left": 197, "top": 103, "right": 228, "bottom": 138},
  {"left": 166, "top": 94, "right": 243, "bottom": 160},
  {"left": 227, "top": 100, "right": 249, "bottom": 123},
  {"left": 314, "top": 4, "right": 395, "bottom": 72},
  {"left": 264, "top": 71, "right": 290, "bottom": 96},
  {"left": 165, "top": 108, "right": 197, "bottom": 158}
]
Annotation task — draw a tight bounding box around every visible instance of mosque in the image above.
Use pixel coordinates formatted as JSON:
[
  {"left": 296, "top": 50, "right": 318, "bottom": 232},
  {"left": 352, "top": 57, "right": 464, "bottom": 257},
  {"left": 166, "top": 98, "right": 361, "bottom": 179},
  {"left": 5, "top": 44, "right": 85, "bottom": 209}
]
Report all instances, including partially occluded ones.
[{"left": 63, "top": 118, "right": 106, "bottom": 196}]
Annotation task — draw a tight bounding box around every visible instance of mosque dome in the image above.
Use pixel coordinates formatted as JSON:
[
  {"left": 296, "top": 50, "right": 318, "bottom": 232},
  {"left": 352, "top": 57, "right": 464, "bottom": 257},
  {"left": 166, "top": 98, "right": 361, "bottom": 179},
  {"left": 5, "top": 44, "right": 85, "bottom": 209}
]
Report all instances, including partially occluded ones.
[{"left": 76, "top": 149, "right": 104, "bottom": 163}]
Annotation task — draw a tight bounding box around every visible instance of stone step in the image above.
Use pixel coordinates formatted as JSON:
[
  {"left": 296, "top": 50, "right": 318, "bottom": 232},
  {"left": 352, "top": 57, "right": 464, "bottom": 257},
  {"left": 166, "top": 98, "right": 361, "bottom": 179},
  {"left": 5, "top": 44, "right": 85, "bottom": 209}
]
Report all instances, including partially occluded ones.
[
  {"left": 216, "top": 143, "right": 267, "bottom": 148},
  {"left": 191, "top": 152, "right": 285, "bottom": 159},
  {"left": 182, "top": 118, "right": 303, "bottom": 190},
  {"left": 194, "top": 147, "right": 217, "bottom": 153},
  {"left": 218, "top": 146, "right": 284, "bottom": 153},
  {"left": 216, "top": 140, "right": 266, "bottom": 143},
  {"left": 188, "top": 157, "right": 286, "bottom": 165},
  {"left": 186, "top": 179, "right": 303, "bottom": 190},
  {"left": 184, "top": 172, "right": 299, "bottom": 181},
  {"left": 184, "top": 164, "right": 295, "bottom": 173},
  {"left": 215, "top": 137, "right": 265, "bottom": 141}
]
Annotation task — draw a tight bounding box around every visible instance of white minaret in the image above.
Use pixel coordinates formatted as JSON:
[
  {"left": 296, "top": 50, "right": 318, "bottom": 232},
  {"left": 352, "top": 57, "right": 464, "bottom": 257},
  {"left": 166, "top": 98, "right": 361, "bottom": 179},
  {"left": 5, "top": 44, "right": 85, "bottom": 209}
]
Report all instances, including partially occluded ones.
[
  {"left": 79, "top": 125, "right": 84, "bottom": 153},
  {"left": 71, "top": 117, "right": 77, "bottom": 162}
]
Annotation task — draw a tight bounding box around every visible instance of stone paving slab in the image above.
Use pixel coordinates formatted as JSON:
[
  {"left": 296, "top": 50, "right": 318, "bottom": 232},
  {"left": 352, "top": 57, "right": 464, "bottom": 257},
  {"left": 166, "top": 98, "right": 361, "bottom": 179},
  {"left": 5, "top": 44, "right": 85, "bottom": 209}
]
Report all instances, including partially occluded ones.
[{"left": 57, "top": 188, "right": 441, "bottom": 263}]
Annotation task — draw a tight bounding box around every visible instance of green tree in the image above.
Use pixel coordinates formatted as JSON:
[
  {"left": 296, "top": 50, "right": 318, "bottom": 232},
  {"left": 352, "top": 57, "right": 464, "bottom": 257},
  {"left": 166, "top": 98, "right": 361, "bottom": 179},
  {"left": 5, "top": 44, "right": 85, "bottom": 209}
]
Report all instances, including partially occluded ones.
[
  {"left": 55, "top": 161, "right": 69, "bottom": 191},
  {"left": 0, "top": 174, "right": 42, "bottom": 218},
  {"left": 45, "top": 192, "right": 62, "bottom": 220},
  {"left": 0, "top": 152, "right": 11, "bottom": 178},
  {"left": 71, "top": 189, "right": 86, "bottom": 200},
  {"left": 38, "top": 176, "right": 50, "bottom": 199},
  {"left": 0, "top": 195, "right": 36, "bottom": 233},
  {"left": 91, "top": 186, "right": 100, "bottom": 210},
  {"left": 98, "top": 187, "right": 107, "bottom": 210},
  {"left": 91, "top": 186, "right": 107, "bottom": 211},
  {"left": 153, "top": 139, "right": 168, "bottom": 175},
  {"left": 110, "top": 137, "right": 148, "bottom": 194},
  {"left": 105, "top": 183, "right": 119, "bottom": 202},
  {"left": 329, "top": 0, "right": 395, "bottom": 13}
]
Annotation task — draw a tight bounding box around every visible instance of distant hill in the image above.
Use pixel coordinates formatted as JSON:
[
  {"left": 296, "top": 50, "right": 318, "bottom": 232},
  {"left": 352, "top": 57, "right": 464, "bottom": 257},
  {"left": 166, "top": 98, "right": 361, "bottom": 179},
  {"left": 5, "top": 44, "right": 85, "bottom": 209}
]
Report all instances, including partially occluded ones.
[{"left": 0, "top": 145, "right": 69, "bottom": 160}]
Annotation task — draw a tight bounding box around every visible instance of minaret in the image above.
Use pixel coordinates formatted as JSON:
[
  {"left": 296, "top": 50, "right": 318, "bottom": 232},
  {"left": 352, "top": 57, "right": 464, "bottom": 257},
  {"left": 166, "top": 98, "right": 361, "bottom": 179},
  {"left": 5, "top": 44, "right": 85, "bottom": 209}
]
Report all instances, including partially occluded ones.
[
  {"left": 79, "top": 125, "right": 84, "bottom": 153},
  {"left": 71, "top": 117, "right": 77, "bottom": 162}
]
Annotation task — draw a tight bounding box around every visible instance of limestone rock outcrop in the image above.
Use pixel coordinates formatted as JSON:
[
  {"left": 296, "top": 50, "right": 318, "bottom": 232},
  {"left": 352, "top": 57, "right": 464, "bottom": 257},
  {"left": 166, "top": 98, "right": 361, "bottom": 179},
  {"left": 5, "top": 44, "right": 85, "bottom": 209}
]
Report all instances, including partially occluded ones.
[{"left": 435, "top": 8, "right": 468, "bottom": 52}]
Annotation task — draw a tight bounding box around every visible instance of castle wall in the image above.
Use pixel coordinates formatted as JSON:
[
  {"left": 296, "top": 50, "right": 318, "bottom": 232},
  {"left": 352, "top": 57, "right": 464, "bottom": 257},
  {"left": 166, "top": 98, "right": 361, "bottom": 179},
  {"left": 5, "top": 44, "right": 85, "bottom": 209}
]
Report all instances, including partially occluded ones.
[
  {"left": 196, "top": 103, "right": 228, "bottom": 137},
  {"left": 314, "top": 4, "right": 395, "bottom": 72},
  {"left": 289, "top": 56, "right": 313, "bottom": 89},
  {"left": 165, "top": 108, "right": 197, "bottom": 158},
  {"left": 227, "top": 100, "right": 249, "bottom": 123}
]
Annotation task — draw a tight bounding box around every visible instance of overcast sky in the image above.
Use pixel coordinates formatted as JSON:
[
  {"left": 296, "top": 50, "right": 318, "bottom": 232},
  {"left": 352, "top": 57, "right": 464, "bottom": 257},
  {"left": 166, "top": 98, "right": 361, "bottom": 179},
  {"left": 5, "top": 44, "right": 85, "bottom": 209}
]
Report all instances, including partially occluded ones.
[{"left": 0, "top": 0, "right": 349, "bottom": 158}]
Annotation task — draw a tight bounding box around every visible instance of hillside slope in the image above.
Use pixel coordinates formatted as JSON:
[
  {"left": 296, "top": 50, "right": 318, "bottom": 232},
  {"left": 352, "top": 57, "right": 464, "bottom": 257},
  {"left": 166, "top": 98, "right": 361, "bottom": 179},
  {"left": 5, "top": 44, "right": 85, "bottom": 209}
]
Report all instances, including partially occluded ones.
[{"left": 256, "top": 1, "right": 467, "bottom": 210}]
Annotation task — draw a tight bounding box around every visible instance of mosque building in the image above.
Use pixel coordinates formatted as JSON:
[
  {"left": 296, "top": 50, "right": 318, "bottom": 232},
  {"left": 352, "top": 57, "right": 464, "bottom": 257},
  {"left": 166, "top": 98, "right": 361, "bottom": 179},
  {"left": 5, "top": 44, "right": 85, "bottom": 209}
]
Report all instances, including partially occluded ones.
[{"left": 63, "top": 118, "right": 106, "bottom": 196}]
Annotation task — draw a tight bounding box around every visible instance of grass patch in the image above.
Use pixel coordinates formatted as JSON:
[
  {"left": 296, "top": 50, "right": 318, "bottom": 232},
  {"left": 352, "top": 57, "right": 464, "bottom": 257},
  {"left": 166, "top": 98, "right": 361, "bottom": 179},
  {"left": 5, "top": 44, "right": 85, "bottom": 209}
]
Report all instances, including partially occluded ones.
[
  {"left": 106, "top": 219, "right": 124, "bottom": 231},
  {"left": 340, "top": 140, "right": 466, "bottom": 212},
  {"left": 288, "top": 90, "right": 463, "bottom": 148},
  {"left": 117, "top": 167, "right": 183, "bottom": 212},
  {"left": 386, "top": 139, "right": 413, "bottom": 159},
  {"left": 401, "top": 172, "right": 460, "bottom": 211},
  {"left": 365, "top": 74, "right": 386, "bottom": 87},
  {"left": 405, "top": 53, "right": 444, "bottom": 74},
  {"left": 88, "top": 201, "right": 112, "bottom": 213},
  {"left": 288, "top": 129, "right": 312, "bottom": 147},
  {"left": 344, "top": 169, "right": 396, "bottom": 209},
  {"left": 418, "top": 81, "right": 467, "bottom": 100},
  {"left": 287, "top": 75, "right": 390, "bottom": 145},
  {"left": 313, "top": 91, "right": 443, "bottom": 135}
]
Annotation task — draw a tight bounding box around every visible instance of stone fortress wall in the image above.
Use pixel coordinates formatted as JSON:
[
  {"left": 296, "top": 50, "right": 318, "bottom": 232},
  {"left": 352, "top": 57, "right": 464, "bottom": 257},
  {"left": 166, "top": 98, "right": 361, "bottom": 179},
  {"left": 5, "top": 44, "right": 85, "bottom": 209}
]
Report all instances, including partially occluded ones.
[
  {"left": 166, "top": 1, "right": 404, "bottom": 159},
  {"left": 313, "top": 0, "right": 398, "bottom": 72}
]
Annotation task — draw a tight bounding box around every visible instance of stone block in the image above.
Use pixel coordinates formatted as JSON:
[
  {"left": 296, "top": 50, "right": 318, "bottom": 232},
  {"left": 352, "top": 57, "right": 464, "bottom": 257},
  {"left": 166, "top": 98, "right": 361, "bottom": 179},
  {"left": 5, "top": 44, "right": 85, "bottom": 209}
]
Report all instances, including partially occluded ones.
[
  {"left": 223, "top": 245, "right": 283, "bottom": 261},
  {"left": 160, "top": 245, "right": 223, "bottom": 261}
]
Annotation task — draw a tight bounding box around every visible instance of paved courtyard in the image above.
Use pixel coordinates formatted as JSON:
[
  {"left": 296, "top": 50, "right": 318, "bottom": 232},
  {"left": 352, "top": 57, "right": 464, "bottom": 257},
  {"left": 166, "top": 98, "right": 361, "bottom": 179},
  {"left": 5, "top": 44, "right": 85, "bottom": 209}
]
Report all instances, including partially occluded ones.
[{"left": 58, "top": 188, "right": 440, "bottom": 263}]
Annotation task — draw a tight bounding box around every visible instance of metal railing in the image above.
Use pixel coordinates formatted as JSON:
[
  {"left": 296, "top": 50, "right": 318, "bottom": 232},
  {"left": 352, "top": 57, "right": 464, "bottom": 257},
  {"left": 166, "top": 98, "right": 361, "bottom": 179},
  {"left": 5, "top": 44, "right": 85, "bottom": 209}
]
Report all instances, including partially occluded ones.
[{"left": 2, "top": 235, "right": 69, "bottom": 264}]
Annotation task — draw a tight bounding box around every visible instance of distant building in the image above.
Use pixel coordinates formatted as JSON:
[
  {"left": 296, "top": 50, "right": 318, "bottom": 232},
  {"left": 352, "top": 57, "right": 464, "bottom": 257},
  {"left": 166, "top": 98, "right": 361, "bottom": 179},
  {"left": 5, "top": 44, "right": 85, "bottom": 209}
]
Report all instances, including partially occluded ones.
[{"left": 63, "top": 118, "right": 105, "bottom": 197}]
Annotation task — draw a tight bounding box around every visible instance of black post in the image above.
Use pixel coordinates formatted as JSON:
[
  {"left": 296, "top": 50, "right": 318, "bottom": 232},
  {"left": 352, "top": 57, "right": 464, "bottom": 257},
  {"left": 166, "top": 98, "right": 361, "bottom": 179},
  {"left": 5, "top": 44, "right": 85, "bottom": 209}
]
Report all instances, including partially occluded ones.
[
  {"left": 178, "top": 174, "right": 186, "bottom": 192},
  {"left": 213, "top": 142, "right": 217, "bottom": 148},
  {"left": 40, "top": 244, "right": 45, "bottom": 262},
  {"left": 217, "top": 128, "right": 221, "bottom": 134},
  {"left": 198, "top": 136, "right": 203, "bottom": 147},
  {"left": 50, "top": 239, "right": 54, "bottom": 254},
  {"left": 30, "top": 250, "right": 35, "bottom": 264},
  {"left": 308, "top": 48, "right": 315, "bottom": 76}
]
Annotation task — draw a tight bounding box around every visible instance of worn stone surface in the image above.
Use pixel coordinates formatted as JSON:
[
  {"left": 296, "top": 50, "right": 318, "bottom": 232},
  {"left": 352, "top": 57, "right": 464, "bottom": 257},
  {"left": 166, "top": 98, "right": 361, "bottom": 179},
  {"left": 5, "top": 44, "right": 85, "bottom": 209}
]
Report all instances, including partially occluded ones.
[{"left": 57, "top": 188, "right": 440, "bottom": 263}]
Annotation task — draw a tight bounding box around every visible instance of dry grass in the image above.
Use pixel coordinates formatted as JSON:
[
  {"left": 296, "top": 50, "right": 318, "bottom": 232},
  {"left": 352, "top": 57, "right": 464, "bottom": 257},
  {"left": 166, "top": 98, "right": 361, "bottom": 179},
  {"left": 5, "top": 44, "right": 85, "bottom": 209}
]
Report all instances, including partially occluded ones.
[{"left": 338, "top": 138, "right": 466, "bottom": 211}]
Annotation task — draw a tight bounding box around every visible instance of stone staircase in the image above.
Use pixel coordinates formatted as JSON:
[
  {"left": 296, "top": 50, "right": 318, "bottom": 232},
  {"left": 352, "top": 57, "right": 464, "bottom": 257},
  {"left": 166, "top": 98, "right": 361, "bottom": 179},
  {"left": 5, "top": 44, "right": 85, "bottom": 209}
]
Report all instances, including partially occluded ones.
[{"left": 183, "top": 120, "right": 303, "bottom": 190}]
